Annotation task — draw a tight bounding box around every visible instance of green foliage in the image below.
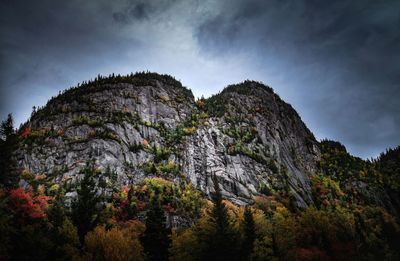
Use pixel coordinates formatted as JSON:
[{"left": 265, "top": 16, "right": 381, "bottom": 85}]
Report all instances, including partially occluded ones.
[
  {"left": 141, "top": 192, "right": 171, "bottom": 261},
  {"left": 311, "top": 174, "right": 345, "bottom": 209},
  {"left": 295, "top": 207, "right": 357, "bottom": 261},
  {"left": 194, "top": 177, "right": 240, "bottom": 261},
  {"left": 227, "top": 141, "right": 267, "bottom": 164},
  {"left": 30, "top": 72, "right": 193, "bottom": 122},
  {"left": 225, "top": 125, "right": 257, "bottom": 143},
  {"left": 0, "top": 114, "right": 18, "bottom": 188},
  {"left": 142, "top": 160, "right": 181, "bottom": 176},
  {"left": 268, "top": 159, "right": 279, "bottom": 174},
  {"left": 142, "top": 178, "right": 203, "bottom": 218},
  {"left": 204, "top": 80, "right": 274, "bottom": 117},
  {"left": 258, "top": 182, "right": 272, "bottom": 196},
  {"left": 0, "top": 173, "right": 399, "bottom": 260},
  {"left": 375, "top": 146, "right": 400, "bottom": 190},
  {"left": 21, "top": 127, "right": 60, "bottom": 146},
  {"left": 71, "top": 162, "right": 104, "bottom": 242},
  {"left": 319, "top": 139, "right": 381, "bottom": 184},
  {"left": 71, "top": 115, "right": 103, "bottom": 127},
  {"left": 54, "top": 218, "right": 80, "bottom": 259},
  {"left": 241, "top": 206, "right": 256, "bottom": 260},
  {"left": 111, "top": 178, "right": 204, "bottom": 222},
  {"left": 353, "top": 205, "right": 400, "bottom": 260},
  {"left": 129, "top": 142, "right": 144, "bottom": 153},
  {"left": 88, "top": 128, "right": 120, "bottom": 143},
  {"left": 153, "top": 145, "right": 171, "bottom": 163}
]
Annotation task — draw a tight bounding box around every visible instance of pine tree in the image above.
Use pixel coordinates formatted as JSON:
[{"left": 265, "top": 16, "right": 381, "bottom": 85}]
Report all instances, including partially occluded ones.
[
  {"left": 71, "top": 162, "right": 102, "bottom": 242},
  {"left": 0, "top": 114, "right": 18, "bottom": 188},
  {"left": 241, "top": 206, "right": 256, "bottom": 260},
  {"left": 200, "top": 175, "right": 239, "bottom": 261},
  {"left": 141, "top": 190, "right": 170, "bottom": 261}
]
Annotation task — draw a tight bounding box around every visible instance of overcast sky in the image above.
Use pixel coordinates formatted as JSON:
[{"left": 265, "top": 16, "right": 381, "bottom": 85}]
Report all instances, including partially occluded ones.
[{"left": 1, "top": 0, "right": 399, "bottom": 159}]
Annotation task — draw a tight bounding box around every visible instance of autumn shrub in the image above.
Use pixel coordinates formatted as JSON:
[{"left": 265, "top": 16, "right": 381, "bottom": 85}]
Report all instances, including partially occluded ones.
[
  {"left": 83, "top": 222, "right": 145, "bottom": 261},
  {"left": 8, "top": 188, "right": 49, "bottom": 220}
]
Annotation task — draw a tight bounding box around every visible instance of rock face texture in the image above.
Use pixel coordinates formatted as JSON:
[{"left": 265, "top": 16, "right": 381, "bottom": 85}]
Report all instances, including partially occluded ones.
[{"left": 16, "top": 73, "right": 320, "bottom": 206}]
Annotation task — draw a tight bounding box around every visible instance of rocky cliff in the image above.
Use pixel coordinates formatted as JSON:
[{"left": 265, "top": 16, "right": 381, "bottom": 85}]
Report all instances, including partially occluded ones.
[{"left": 16, "top": 72, "right": 320, "bottom": 206}]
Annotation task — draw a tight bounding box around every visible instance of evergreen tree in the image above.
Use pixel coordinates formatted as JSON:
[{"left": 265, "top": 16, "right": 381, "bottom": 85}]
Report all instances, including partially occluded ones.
[
  {"left": 125, "top": 185, "right": 137, "bottom": 219},
  {"left": 141, "top": 190, "right": 170, "bottom": 261},
  {"left": 0, "top": 114, "right": 18, "bottom": 188},
  {"left": 241, "top": 206, "right": 256, "bottom": 260},
  {"left": 200, "top": 175, "right": 239, "bottom": 261},
  {"left": 71, "top": 162, "right": 102, "bottom": 242}
]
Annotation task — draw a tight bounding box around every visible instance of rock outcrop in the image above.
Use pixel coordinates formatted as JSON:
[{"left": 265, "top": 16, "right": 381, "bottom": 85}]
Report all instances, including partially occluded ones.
[{"left": 16, "top": 72, "right": 320, "bottom": 206}]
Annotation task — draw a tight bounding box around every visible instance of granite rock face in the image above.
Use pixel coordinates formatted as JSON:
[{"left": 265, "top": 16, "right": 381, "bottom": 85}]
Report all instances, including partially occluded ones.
[{"left": 16, "top": 73, "right": 320, "bottom": 206}]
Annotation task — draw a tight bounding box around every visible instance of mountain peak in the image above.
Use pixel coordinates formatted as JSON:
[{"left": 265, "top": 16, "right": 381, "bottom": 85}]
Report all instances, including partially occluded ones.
[{"left": 221, "top": 80, "right": 274, "bottom": 96}]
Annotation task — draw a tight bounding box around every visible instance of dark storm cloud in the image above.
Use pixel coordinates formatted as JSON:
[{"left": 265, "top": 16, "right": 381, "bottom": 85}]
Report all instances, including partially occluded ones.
[
  {"left": 112, "top": 0, "right": 179, "bottom": 24},
  {"left": 0, "top": 0, "right": 399, "bottom": 158},
  {"left": 194, "top": 0, "right": 400, "bottom": 158},
  {"left": 0, "top": 0, "right": 143, "bottom": 124}
]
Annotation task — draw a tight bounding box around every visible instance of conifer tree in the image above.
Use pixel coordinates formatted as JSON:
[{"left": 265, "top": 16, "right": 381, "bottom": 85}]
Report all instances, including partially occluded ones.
[
  {"left": 200, "top": 175, "right": 239, "bottom": 261},
  {"left": 241, "top": 206, "right": 256, "bottom": 260},
  {"left": 0, "top": 114, "right": 18, "bottom": 188},
  {"left": 71, "top": 162, "right": 102, "bottom": 242},
  {"left": 141, "top": 190, "right": 170, "bottom": 261}
]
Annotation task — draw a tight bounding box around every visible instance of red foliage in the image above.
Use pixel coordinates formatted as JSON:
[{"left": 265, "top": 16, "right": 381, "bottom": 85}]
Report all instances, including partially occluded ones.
[
  {"left": 314, "top": 183, "right": 329, "bottom": 196},
  {"left": 57, "top": 128, "right": 65, "bottom": 137},
  {"left": 21, "top": 127, "right": 32, "bottom": 138},
  {"left": 163, "top": 203, "right": 176, "bottom": 214},
  {"left": 136, "top": 201, "right": 146, "bottom": 211},
  {"left": 292, "top": 247, "right": 330, "bottom": 261},
  {"left": 330, "top": 242, "right": 357, "bottom": 261},
  {"left": 8, "top": 188, "right": 49, "bottom": 219}
]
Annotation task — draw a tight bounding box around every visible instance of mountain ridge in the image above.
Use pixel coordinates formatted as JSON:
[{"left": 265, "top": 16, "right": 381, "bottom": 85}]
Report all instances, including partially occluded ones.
[
  {"left": 2, "top": 71, "right": 399, "bottom": 260},
  {"left": 16, "top": 72, "right": 319, "bottom": 207},
  {"left": 13, "top": 72, "right": 399, "bottom": 213}
]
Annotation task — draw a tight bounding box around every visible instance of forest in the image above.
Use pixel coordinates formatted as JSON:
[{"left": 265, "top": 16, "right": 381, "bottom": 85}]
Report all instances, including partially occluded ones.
[{"left": 1, "top": 108, "right": 400, "bottom": 260}]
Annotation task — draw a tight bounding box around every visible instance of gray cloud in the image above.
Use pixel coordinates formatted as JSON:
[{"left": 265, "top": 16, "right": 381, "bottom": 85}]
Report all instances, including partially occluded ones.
[
  {"left": 194, "top": 0, "right": 400, "bottom": 158},
  {"left": 0, "top": 0, "right": 399, "bottom": 159}
]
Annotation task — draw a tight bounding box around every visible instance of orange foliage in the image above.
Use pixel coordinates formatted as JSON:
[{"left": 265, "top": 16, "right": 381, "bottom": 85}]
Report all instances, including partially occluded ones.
[
  {"left": 57, "top": 128, "right": 65, "bottom": 137},
  {"left": 141, "top": 139, "right": 149, "bottom": 146},
  {"left": 21, "top": 127, "right": 32, "bottom": 138},
  {"left": 84, "top": 222, "right": 145, "bottom": 261}
]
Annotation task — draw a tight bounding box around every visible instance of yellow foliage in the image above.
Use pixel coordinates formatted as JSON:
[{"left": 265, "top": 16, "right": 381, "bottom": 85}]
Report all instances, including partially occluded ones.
[
  {"left": 182, "top": 127, "right": 196, "bottom": 135},
  {"left": 170, "top": 228, "right": 199, "bottom": 261},
  {"left": 20, "top": 169, "right": 35, "bottom": 182},
  {"left": 83, "top": 223, "right": 144, "bottom": 261}
]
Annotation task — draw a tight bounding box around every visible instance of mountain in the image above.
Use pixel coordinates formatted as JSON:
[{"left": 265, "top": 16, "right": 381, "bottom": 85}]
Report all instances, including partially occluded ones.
[
  {"left": 2, "top": 72, "right": 399, "bottom": 260},
  {"left": 16, "top": 72, "right": 320, "bottom": 207}
]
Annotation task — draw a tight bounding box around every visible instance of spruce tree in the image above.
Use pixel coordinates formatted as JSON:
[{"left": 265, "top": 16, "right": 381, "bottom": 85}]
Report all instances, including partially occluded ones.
[
  {"left": 71, "top": 162, "right": 101, "bottom": 242},
  {"left": 141, "top": 190, "right": 170, "bottom": 261},
  {"left": 0, "top": 114, "right": 18, "bottom": 188},
  {"left": 201, "top": 175, "right": 239, "bottom": 261},
  {"left": 241, "top": 206, "right": 256, "bottom": 260}
]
